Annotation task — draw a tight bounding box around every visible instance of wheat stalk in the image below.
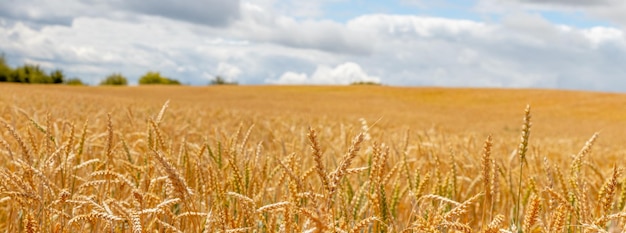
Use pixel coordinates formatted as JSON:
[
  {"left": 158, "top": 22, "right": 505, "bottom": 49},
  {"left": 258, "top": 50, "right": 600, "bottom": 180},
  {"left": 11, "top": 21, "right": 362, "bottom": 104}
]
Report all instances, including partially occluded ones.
[{"left": 515, "top": 104, "right": 532, "bottom": 227}]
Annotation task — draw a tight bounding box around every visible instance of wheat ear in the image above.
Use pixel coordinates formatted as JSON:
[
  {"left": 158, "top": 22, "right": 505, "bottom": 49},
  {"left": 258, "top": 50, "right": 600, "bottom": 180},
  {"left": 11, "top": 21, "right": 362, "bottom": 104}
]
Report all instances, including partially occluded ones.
[
  {"left": 598, "top": 165, "right": 620, "bottom": 218},
  {"left": 329, "top": 132, "right": 365, "bottom": 195},
  {"left": 348, "top": 217, "right": 378, "bottom": 233},
  {"left": 481, "top": 134, "right": 493, "bottom": 227},
  {"left": 522, "top": 194, "right": 541, "bottom": 233},
  {"left": 151, "top": 149, "right": 192, "bottom": 198},
  {"left": 308, "top": 127, "right": 330, "bottom": 193},
  {"left": 515, "top": 104, "right": 531, "bottom": 227}
]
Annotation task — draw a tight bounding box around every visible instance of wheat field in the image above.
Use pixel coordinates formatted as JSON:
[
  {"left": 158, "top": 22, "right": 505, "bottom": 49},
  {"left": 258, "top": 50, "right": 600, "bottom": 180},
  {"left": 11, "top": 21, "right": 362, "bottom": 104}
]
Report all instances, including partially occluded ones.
[{"left": 1, "top": 84, "right": 626, "bottom": 232}]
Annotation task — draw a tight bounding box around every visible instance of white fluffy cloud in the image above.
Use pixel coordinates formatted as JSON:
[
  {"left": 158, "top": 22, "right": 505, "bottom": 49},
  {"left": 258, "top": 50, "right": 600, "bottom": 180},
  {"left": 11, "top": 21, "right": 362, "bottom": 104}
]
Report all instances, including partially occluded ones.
[
  {"left": 342, "top": 13, "right": 626, "bottom": 90},
  {"left": 269, "top": 62, "right": 380, "bottom": 85},
  {"left": 216, "top": 62, "right": 242, "bottom": 82},
  {"left": 227, "top": 2, "right": 372, "bottom": 55}
]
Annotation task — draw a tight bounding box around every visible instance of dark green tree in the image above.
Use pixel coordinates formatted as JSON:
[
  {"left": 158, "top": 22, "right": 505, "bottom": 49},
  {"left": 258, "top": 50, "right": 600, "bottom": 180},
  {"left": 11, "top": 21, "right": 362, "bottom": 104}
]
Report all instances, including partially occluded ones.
[
  {"left": 0, "top": 54, "right": 12, "bottom": 82},
  {"left": 100, "top": 73, "right": 128, "bottom": 86},
  {"left": 138, "top": 71, "right": 181, "bottom": 85},
  {"left": 65, "top": 78, "right": 85, "bottom": 86},
  {"left": 9, "top": 66, "right": 26, "bottom": 83},
  {"left": 138, "top": 71, "right": 161, "bottom": 84},
  {"left": 11, "top": 64, "right": 52, "bottom": 83},
  {"left": 167, "top": 79, "right": 181, "bottom": 85},
  {"left": 49, "top": 69, "right": 65, "bottom": 84}
]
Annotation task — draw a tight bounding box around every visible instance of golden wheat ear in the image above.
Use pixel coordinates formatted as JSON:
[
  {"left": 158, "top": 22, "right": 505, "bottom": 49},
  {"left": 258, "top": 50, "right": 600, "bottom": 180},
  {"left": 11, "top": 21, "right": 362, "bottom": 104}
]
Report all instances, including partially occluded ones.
[
  {"left": 150, "top": 149, "right": 193, "bottom": 199},
  {"left": 1, "top": 120, "right": 32, "bottom": 164},
  {"left": 155, "top": 99, "right": 170, "bottom": 124},
  {"left": 522, "top": 194, "right": 541, "bottom": 232},
  {"left": 308, "top": 127, "right": 330, "bottom": 193},
  {"left": 328, "top": 132, "right": 365, "bottom": 195}
]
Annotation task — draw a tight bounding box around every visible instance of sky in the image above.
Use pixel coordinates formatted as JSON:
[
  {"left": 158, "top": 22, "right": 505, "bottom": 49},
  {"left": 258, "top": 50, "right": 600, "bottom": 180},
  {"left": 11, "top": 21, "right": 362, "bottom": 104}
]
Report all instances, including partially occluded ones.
[{"left": 1, "top": 0, "right": 626, "bottom": 91}]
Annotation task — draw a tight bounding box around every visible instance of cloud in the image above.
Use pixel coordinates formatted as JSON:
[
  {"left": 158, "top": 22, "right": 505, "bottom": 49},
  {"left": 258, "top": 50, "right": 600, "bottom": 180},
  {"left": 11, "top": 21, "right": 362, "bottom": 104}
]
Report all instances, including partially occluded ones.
[
  {"left": 269, "top": 62, "right": 380, "bottom": 85},
  {"left": 476, "top": 0, "right": 626, "bottom": 29},
  {"left": 0, "top": 9, "right": 348, "bottom": 85},
  {"left": 0, "top": 0, "right": 241, "bottom": 27},
  {"left": 0, "top": 16, "right": 222, "bottom": 84},
  {"left": 516, "top": 0, "right": 612, "bottom": 7},
  {"left": 0, "top": 0, "right": 106, "bottom": 26},
  {"left": 344, "top": 13, "right": 626, "bottom": 91},
  {"left": 216, "top": 62, "right": 242, "bottom": 82},
  {"left": 272, "top": 71, "right": 307, "bottom": 84},
  {"left": 2, "top": 1, "right": 626, "bottom": 91},
  {"left": 120, "top": 0, "right": 241, "bottom": 27},
  {"left": 347, "top": 14, "right": 491, "bottom": 40},
  {"left": 272, "top": 0, "right": 327, "bottom": 18},
  {"left": 225, "top": 2, "right": 373, "bottom": 55}
]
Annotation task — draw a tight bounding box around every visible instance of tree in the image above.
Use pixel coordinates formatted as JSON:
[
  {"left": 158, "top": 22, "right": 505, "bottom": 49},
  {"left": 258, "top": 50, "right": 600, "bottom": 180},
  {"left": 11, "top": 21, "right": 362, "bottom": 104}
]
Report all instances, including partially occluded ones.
[
  {"left": 0, "top": 54, "right": 68, "bottom": 84},
  {"left": 138, "top": 71, "right": 181, "bottom": 85},
  {"left": 100, "top": 73, "right": 128, "bottom": 86},
  {"left": 11, "top": 64, "right": 52, "bottom": 83},
  {"left": 167, "top": 79, "right": 181, "bottom": 85},
  {"left": 0, "top": 54, "right": 12, "bottom": 82},
  {"left": 350, "top": 81, "right": 381, "bottom": 86},
  {"left": 49, "top": 69, "right": 65, "bottom": 84},
  {"left": 210, "top": 76, "right": 237, "bottom": 85},
  {"left": 65, "top": 78, "right": 85, "bottom": 86}
]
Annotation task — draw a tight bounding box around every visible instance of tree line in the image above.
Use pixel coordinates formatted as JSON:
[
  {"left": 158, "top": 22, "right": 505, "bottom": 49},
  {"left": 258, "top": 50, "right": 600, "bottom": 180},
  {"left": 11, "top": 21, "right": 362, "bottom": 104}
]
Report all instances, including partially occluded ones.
[
  {"left": 0, "top": 55, "right": 74, "bottom": 84},
  {"left": 100, "top": 72, "right": 182, "bottom": 86},
  {"left": 0, "top": 54, "right": 236, "bottom": 86}
]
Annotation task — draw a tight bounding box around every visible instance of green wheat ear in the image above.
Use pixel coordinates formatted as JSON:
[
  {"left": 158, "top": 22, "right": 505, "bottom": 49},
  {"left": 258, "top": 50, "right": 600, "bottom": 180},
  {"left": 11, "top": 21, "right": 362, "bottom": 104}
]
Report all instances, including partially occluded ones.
[{"left": 515, "top": 104, "right": 531, "bottom": 230}]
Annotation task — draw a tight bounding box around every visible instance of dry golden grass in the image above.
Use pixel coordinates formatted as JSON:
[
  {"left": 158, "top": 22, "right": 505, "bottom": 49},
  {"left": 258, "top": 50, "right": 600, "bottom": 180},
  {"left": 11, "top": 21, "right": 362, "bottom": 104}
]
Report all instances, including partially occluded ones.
[{"left": 1, "top": 83, "right": 626, "bottom": 232}]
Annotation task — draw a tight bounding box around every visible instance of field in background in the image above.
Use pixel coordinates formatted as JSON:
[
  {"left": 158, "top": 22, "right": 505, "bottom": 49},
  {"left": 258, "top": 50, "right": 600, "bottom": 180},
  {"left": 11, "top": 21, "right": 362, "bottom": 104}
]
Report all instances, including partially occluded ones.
[{"left": 0, "top": 84, "right": 626, "bottom": 232}]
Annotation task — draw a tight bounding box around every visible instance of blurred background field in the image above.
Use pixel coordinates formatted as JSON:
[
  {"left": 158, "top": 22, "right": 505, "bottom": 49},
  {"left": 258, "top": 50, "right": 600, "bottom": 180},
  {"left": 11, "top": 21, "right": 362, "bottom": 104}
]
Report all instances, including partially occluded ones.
[{"left": 3, "top": 84, "right": 626, "bottom": 155}]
